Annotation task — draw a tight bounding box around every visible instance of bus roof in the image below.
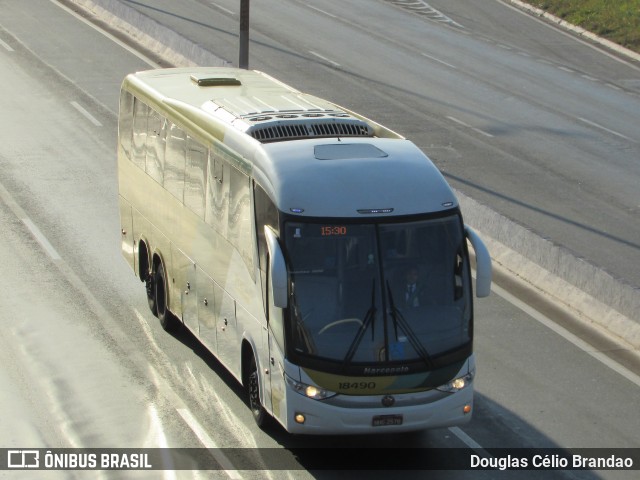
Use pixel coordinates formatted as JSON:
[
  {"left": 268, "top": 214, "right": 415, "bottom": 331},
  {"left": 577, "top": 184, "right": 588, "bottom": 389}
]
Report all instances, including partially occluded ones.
[
  {"left": 123, "top": 67, "right": 458, "bottom": 217},
  {"left": 256, "top": 137, "right": 457, "bottom": 218}
]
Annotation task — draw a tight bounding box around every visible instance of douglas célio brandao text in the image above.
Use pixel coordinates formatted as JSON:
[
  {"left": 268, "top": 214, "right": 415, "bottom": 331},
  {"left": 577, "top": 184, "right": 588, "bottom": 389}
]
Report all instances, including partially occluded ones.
[{"left": 470, "top": 453, "right": 634, "bottom": 470}]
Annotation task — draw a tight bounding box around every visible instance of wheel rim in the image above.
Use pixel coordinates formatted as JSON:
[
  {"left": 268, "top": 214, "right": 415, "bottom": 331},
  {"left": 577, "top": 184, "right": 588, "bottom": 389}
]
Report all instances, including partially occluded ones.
[{"left": 249, "top": 369, "right": 260, "bottom": 415}]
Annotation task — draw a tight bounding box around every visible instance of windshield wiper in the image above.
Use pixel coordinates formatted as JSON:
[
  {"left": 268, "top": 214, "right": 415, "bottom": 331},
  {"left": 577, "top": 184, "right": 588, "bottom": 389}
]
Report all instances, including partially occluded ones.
[
  {"left": 386, "top": 281, "right": 433, "bottom": 369},
  {"left": 342, "top": 279, "right": 376, "bottom": 370}
]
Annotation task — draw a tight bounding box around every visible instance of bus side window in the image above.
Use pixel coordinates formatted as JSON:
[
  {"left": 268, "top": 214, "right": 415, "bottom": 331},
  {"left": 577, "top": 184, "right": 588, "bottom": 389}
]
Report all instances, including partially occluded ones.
[
  {"left": 164, "top": 123, "right": 186, "bottom": 202},
  {"left": 146, "top": 110, "right": 166, "bottom": 185},
  {"left": 132, "top": 99, "right": 149, "bottom": 171},
  {"left": 254, "top": 184, "right": 279, "bottom": 306},
  {"left": 184, "top": 136, "right": 207, "bottom": 218},
  {"left": 228, "top": 166, "right": 253, "bottom": 272},
  {"left": 254, "top": 183, "right": 284, "bottom": 347},
  {"left": 205, "top": 148, "right": 228, "bottom": 237},
  {"left": 118, "top": 91, "right": 134, "bottom": 159}
]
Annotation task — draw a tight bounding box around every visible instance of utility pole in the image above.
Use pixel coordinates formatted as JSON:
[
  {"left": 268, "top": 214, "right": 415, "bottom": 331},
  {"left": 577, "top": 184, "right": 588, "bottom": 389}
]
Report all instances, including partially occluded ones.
[{"left": 239, "top": 0, "right": 250, "bottom": 69}]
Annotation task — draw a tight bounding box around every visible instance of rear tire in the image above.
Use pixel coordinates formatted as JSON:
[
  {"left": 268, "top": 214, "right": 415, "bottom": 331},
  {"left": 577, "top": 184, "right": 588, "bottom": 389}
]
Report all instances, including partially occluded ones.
[
  {"left": 145, "top": 270, "right": 157, "bottom": 316},
  {"left": 155, "top": 261, "right": 180, "bottom": 332}
]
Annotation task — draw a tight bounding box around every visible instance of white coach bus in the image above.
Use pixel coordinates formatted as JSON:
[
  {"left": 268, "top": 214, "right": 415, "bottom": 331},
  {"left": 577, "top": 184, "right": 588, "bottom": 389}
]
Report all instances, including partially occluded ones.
[{"left": 117, "top": 67, "right": 492, "bottom": 434}]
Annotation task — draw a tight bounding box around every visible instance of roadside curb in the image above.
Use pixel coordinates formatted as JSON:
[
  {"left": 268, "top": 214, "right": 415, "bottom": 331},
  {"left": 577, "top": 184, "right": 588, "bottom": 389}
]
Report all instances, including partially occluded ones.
[
  {"left": 507, "top": 0, "right": 640, "bottom": 63},
  {"left": 68, "top": 0, "right": 639, "bottom": 351}
]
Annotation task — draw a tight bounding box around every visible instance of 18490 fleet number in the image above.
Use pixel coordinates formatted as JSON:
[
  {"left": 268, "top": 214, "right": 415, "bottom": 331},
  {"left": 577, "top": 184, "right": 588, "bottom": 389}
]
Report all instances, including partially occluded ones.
[{"left": 338, "top": 382, "right": 377, "bottom": 390}]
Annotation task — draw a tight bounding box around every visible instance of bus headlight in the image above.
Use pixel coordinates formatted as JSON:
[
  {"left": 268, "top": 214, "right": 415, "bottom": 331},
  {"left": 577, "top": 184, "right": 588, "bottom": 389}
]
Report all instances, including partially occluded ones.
[
  {"left": 436, "top": 371, "right": 474, "bottom": 393},
  {"left": 285, "top": 374, "right": 336, "bottom": 400}
]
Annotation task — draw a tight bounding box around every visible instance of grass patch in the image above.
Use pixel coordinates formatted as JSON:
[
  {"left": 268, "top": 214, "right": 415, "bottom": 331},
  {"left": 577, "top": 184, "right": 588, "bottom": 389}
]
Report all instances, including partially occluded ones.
[{"left": 530, "top": 0, "right": 640, "bottom": 53}]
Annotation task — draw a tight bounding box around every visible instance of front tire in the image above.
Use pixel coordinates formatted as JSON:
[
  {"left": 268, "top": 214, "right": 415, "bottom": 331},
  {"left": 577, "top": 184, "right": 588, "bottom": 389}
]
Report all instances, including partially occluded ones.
[{"left": 247, "top": 355, "right": 268, "bottom": 428}]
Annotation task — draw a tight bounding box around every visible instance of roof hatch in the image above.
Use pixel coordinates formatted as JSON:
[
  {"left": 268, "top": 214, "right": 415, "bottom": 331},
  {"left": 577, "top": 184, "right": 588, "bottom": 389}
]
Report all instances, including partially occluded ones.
[{"left": 190, "top": 74, "right": 241, "bottom": 87}]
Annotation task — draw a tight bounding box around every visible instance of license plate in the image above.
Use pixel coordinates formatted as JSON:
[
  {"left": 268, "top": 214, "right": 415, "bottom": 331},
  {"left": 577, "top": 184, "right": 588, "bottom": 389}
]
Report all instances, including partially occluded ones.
[{"left": 372, "top": 415, "right": 403, "bottom": 427}]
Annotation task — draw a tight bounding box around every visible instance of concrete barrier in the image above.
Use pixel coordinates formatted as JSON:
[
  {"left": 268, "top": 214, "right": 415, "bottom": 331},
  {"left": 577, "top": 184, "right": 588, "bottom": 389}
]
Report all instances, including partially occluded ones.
[
  {"left": 69, "top": 0, "right": 639, "bottom": 351},
  {"left": 68, "top": 0, "right": 230, "bottom": 67},
  {"left": 459, "top": 192, "right": 639, "bottom": 350}
]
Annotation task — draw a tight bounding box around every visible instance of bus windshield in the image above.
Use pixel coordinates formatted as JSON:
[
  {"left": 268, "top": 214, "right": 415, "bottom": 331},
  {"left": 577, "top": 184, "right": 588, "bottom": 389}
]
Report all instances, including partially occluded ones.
[{"left": 284, "top": 214, "right": 472, "bottom": 372}]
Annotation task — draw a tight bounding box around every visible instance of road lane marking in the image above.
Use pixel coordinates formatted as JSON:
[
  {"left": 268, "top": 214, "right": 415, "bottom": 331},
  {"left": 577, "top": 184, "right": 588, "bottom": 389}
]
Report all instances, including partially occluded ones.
[
  {"left": 387, "top": 0, "right": 464, "bottom": 28},
  {"left": 308, "top": 50, "right": 340, "bottom": 68},
  {"left": 71, "top": 101, "right": 102, "bottom": 127},
  {"left": 491, "top": 282, "right": 640, "bottom": 388},
  {"left": 447, "top": 115, "right": 494, "bottom": 138},
  {"left": 448, "top": 426, "right": 490, "bottom": 456},
  {"left": 210, "top": 2, "right": 235, "bottom": 15},
  {"left": 421, "top": 52, "right": 458, "bottom": 69},
  {"left": 0, "top": 181, "right": 64, "bottom": 261},
  {"left": 176, "top": 408, "right": 243, "bottom": 479},
  {"left": 0, "top": 38, "right": 14, "bottom": 51},
  {"left": 50, "top": 0, "right": 161, "bottom": 68},
  {"left": 577, "top": 117, "right": 632, "bottom": 142},
  {"left": 21, "top": 219, "right": 62, "bottom": 261},
  {"left": 307, "top": 5, "right": 338, "bottom": 18}
]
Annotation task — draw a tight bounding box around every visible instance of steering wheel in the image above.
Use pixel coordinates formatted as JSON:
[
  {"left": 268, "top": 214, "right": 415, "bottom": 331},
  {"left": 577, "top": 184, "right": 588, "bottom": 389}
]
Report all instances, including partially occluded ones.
[{"left": 318, "top": 318, "right": 363, "bottom": 335}]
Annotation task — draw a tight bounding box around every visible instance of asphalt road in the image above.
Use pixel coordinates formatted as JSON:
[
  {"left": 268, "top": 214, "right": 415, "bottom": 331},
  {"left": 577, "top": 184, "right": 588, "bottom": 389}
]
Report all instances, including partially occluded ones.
[{"left": 0, "top": 0, "right": 638, "bottom": 478}]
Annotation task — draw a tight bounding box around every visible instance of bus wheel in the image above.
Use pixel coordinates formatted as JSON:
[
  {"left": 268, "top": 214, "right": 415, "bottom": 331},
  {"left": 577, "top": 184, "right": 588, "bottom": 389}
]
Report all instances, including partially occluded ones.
[
  {"left": 155, "top": 261, "right": 180, "bottom": 332},
  {"left": 145, "top": 271, "right": 157, "bottom": 316},
  {"left": 247, "top": 355, "right": 268, "bottom": 428}
]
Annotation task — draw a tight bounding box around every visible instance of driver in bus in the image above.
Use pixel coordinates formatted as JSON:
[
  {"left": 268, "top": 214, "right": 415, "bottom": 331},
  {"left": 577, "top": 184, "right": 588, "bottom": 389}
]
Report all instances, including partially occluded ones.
[{"left": 397, "top": 265, "right": 426, "bottom": 308}]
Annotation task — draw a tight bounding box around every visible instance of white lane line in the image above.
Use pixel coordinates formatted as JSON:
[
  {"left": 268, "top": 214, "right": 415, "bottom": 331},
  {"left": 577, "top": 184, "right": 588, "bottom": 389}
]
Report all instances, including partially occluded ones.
[
  {"left": 308, "top": 50, "right": 341, "bottom": 68},
  {"left": 577, "top": 116, "right": 632, "bottom": 141},
  {"left": 447, "top": 116, "right": 472, "bottom": 128},
  {"left": 448, "top": 426, "right": 490, "bottom": 456},
  {"left": 447, "top": 115, "right": 494, "bottom": 138},
  {"left": 0, "top": 181, "right": 62, "bottom": 261},
  {"left": 491, "top": 282, "right": 640, "bottom": 388},
  {"left": 70, "top": 101, "right": 103, "bottom": 127},
  {"left": 421, "top": 52, "right": 458, "bottom": 69},
  {"left": 0, "top": 38, "right": 14, "bottom": 51},
  {"left": 176, "top": 408, "right": 243, "bottom": 479},
  {"left": 49, "top": 0, "right": 161, "bottom": 68},
  {"left": 21, "top": 218, "right": 62, "bottom": 261},
  {"left": 210, "top": 2, "right": 235, "bottom": 15},
  {"left": 307, "top": 5, "right": 338, "bottom": 18}
]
